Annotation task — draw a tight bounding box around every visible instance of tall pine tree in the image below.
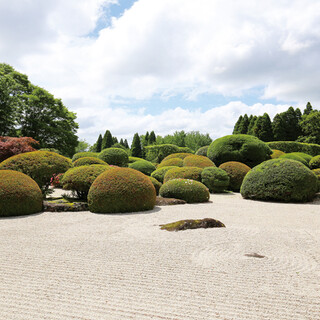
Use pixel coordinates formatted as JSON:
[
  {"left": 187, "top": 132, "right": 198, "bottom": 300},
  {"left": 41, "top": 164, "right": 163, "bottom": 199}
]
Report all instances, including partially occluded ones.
[
  {"left": 303, "top": 102, "right": 313, "bottom": 115},
  {"left": 252, "top": 113, "right": 273, "bottom": 141},
  {"left": 238, "top": 114, "right": 249, "bottom": 134},
  {"left": 123, "top": 139, "right": 129, "bottom": 149},
  {"left": 96, "top": 134, "right": 102, "bottom": 152},
  {"left": 247, "top": 116, "right": 257, "bottom": 135},
  {"left": 131, "top": 133, "right": 143, "bottom": 158},
  {"left": 149, "top": 131, "right": 156, "bottom": 144},
  {"left": 233, "top": 115, "right": 243, "bottom": 134},
  {"left": 101, "top": 130, "right": 113, "bottom": 150}
]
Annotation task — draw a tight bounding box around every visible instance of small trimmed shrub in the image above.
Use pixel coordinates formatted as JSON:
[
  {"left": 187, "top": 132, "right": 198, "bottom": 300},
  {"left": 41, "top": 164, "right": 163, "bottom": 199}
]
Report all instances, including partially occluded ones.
[
  {"left": 309, "top": 155, "right": 320, "bottom": 169},
  {"left": 162, "top": 153, "right": 193, "bottom": 162},
  {"left": 208, "top": 134, "right": 272, "bottom": 167},
  {"left": 267, "top": 141, "right": 320, "bottom": 157},
  {"left": 151, "top": 166, "right": 177, "bottom": 183},
  {"left": 61, "top": 165, "right": 112, "bottom": 200},
  {"left": 163, "top": 167, "right": 203, "bottom": 183},
  {"left": 201, "top": 167, "right": 230, "bottom": 193},
  {"left": 241, "top": 159, "right": 318, "bottom": 202},
  {"left": 183, "top": 155, "right": 215, "bottom": 169},
  {"left": 0, "top": 170, "right": 43, "bottom": 217},
  {"left": 72, "top": 152, "right": 99, "bottom": 162},
  {"left": 159, "top": 179, "right": 210, "bottom": 203},
  {"left": 98, "top": 148, "right": 129, "bottom": 167},
  {"left": 129, "top": 156, "right": 144, "bottom": 163},
  {"left": 88, "top": 167, "right": 156, "bottom": 213},
  {"left": 0, "top": 151, "right": 72, "bottom": 196},
  {"left": 73, "top": 157, "right": 108, "bottom": 167},
  {"left": 129, "top": 160, "right": 156, "bottom": 176},
  {"left": 158, "top": 158, "right": 184, "bottom": 169},
  {"left": 149, "top": 176, "right": 162, "bottom": 195},
  {"left": 279, "top": 153, "right": 309, "bottom": 167},
  {"left": 195, "top": 146, "right": 209, "bottom": 156},
  {"left": 312, "top": 169, "right": 320, "bottom": 191},
  {"left": 271, "top": 149, "right": 285, "bottom": 159},
  {"left": 144, "top": 144, "right": 180, "bottom": 162},
  {"left": 219, "top": 161, "right": 251, "bottom": 192}
]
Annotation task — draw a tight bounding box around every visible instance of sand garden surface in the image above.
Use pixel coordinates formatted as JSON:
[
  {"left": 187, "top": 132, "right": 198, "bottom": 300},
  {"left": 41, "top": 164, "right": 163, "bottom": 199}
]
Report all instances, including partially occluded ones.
[{"left": 0, "top": 192, "right": 320, "bottom": 320}]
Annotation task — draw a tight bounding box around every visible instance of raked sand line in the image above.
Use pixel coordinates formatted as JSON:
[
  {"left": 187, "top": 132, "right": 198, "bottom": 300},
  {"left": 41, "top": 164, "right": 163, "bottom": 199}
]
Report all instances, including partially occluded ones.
[{"left": 0, "top": 193, "right": 319, "bottom": 320}]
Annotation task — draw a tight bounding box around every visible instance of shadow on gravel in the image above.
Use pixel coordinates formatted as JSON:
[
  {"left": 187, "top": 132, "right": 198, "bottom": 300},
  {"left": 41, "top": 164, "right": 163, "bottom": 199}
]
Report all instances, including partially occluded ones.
[
  {"left": 0, "top": 211, "right": 44, "bottom": 220},
  {"left": 92, "top": 206, "right": 162, "bottom": 216}
]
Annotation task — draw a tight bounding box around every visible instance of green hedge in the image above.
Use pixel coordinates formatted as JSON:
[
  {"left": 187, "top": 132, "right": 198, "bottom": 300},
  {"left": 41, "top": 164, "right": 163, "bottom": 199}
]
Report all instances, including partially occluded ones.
[
  {"left": 144, "top": 144, "right": 180, "bottom": 162},
  {"left": 267, "top": 141, "right": 320, "bottom": 157}
]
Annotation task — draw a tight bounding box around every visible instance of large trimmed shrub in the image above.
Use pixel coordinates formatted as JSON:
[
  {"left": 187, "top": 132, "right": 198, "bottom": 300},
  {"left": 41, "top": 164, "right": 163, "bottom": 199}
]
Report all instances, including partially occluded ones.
[
  {"left": 88, "top": 168, "right": 156, "bottom": 213},
  {"left": 201, "top": 167, "right": 230, "bottom": 193},
  {"left": 195, "top": 146, "right": 209, "bottom": 156},
  {"left": 183, "top": 155, "right": 215, "bottom": 169},
  {"left": 72, "top": 152, "right": 99, "bottom": 162},
  {"left": 270, "top": 149, "right": 285, "bottom": 159},
  {"left": 158, "top": 158, "right": 184, "bottom": 169},
  {"left": 219, "top": 161, "right": 251, "bottom": 192},
  {"left": 241, "top": 159, "right": 318, "bottom": 202},
  {"left": 151, "top": 166, "right": 177, "bottom": 183},
  {"left": 149, "top": 176, "right": 162, "bottom": 195},
  {"left": 61, "top": 165, "right": 111, "bottom": 200},
  {"left": 162, "top": 153, "right": 193, "bottom": 162},
  {"left": 98, "top": 148, "right": 129, "bottom": 167},
  {"left": 73, "top": 157, "right": 108, "bottom": 167},
  {"left": 309, "top": 155, "right": 320, "bottom": 169},
  {"left": 129, "top": 160, "right": 156, "bottom": 176},
  {"left": 163, "top": 167, "right": 203, "bottom": 183},
  {"left": 0, "top": 151, "right": 72, "bottom": 195},
  {"left": 144, "top": 144, "right": 180, "bottom": 162},
  {"left": 159, "top": 179, "right": 210, "bottom": 203},
  {"left": 208, "top": 134, "right": 272, "bottom": 167},
  {"left": 279, "top": 153, "right": 309, "bottom": 167},
  {"left": 267, "top": 141, "right": 320, "bottom": 157},
  {"left": 0, "top": 170, "right": 43, "bottom": 217}
]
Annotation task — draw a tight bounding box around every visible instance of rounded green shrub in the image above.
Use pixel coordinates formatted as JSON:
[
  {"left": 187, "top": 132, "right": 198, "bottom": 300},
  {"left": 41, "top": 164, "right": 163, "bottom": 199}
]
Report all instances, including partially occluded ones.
[
  {"left": 72, "top": 152, "right": 99, "bottom": 162},
  {"left": 195, "top": 146, "right": 209, "bottom": 156},
  {"left": 178, "top": 147, "right": 193, "bottom": 154},
  {"left": 208, "top": 134, "right": 272, "bottom": 167},
  {"left": 158, "top": 158, "right": 183, "bottom": 169},
  {"left": 290, "top": 152, "right": 313, "bottom": 163},
  {"left": 73, "top": 157, "right": 108, "bottom": 167},
  {"left": 61, "top": 165, "right": 112, "bottom": 200},
  {"left": 159, "top": 179, "right": 210, "bottom": 203},
  {"left": 151, "top": 166, "right": 177, "bottom": 183},
  {"left": 0, "top": 170, "right": 43, "bottom": 217},
  {"left": 163, "top": 167, "right": 203, "bottom": 183},
  {"left": 129, "top": 156, "right": 144, "bottom": 163},
  {"left": 201, "top": 167, "right": 230, "bottom": 193},
  {"left": 162, "top": 153, "right": 193, "bottom": 162},
  {"left": 240, "top": 159, "right": 318, "bottom": 202},
  {"left": 0, "top": 151, "right": 72, "bottom": 195},
  {"left": 88, "top": 167, "right": 156, "bottom": 213},
  {"left": 149, "top": 176, "right": 162, "bottom": 195},
  {"left": 183, "top": 155, "right": 215, "bottom": 169},
  {"left": 98, "top": 148, "right": 129, "bottom": 167},
  {"left": 271, "top": 149, "right": 285, "bottom": 159},
  {"left": 219, "top": 161, "right": 251, "bottom": 192},
  {"left": 129, "top": 160, "right": 156, "bottom": 176},
  {"left": 309, "top": 155, "right": 320, "bottom": 169},
  {"left": 279, "top": 153, "right": 309, "bottom": 167},
  {"left": 312, "top": 169, "right": 320, "bottom": 191},
  {"left": 267, "top": 141, "right": 320, "bottom": 157}
]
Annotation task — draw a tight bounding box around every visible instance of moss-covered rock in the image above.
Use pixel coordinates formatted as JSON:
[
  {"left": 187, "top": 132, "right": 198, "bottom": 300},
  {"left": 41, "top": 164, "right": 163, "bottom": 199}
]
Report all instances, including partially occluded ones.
[
  {"left": 240, "top": 158, "right": 318, "bottom": 202},
  {"left": 72, "top": 152, "right": 99, "bottom": 162},
  {"left": 183, "top": 155, "right": 215, "bottom": 169},
  {"left": 158, "top": 158, "right": 184, "bottom": 169},
  {"left": 162, "top": 153, "right": 193, "bottom": 162},
  {"left": 163, "top": 167, "right": 203, "bottom": 183},
  {"left": 195, "top": 146, "right": 209, "bottom": 156},
  {"left": 279, "top": 153, "right": 309, "bottom": 166},
  {"left": 73, "top": 157, "right": 108, "bottom": 167},
  {"left": 309, "top": 155, "right": 320, "bottom": 169},
  {"left": 88, "top": 167, "right": 156, "bottom": 213},
  {"left": 219, "top": 161, "right": 251, "bottom": 192},
  {"left": 149, "top": 176, "right": 162, "bottom": 195},
  {"left": 159, "top": 179, "right": 210, "bottom": 203},
  {"left": 150, "top": 166, "right": 177, "bottom": 183},
  {"left": 270, "top": 149, "right": 285, "bottom": 159},
  {"left": 208, "top": 134, "right": 272, "bottom": 167},
  {"left": 0, "top": 170, "right": 43, "bottom": 217},
  {"left": 201, "top": 167, "right": 230, "bottom": 193},
  {"left": 129, "top": 159, "right": 156, "bottom": 176},
  {"left": 98, "top": 148, "right": 129, "bottom": 167},
  {"left": 160, "top": 218, "right": 225, "bottom": 231}
]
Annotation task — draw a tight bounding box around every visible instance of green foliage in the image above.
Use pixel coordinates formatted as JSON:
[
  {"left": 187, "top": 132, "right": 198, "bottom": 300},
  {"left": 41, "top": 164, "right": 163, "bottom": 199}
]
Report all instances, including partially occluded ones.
[
  {"left": 0, "top": 170, "right": 43, "bottom": 217},
  {"left": 288, "top": 152, "right": 312, "bottom": 163},
  {"left": 92, "top": 134, "right": 103, "bottom": 152},
  {"left": 144, "top": 144, "right": 180, "bottom": 162},
  {"left": 75, "top": 139, "right": 90, "bottom": 153},
  {"left": 128, "top": 156, "right": 144, "bottom": 163},
  {"left": 207, "top": 134, "right": 272, "bottom": 167},
  {"left": 247, "top": 116, "right": 257, "bottom": 135},
  {"left": 111, "top": 143, "right": 129, "bottom": 152},
  {"left": 299, "top": 109, "right": 320, "bottom": 145},
  {"left": 163, "top": 167, "right": 203, "bottom": 183},
  {"left": 72, "top": 152, "right": 99, "bottom": 162},
  {"left": 251, "top": 113, "right": 274, "bottom": 142},
  {"left": 195, "top": 146, "right": 209, "bottom": 156},
  {"left": 131, "top": 133, "right": 143, "bottom": 158},
  {"left": 98, "top": 148, "right": 129, "bottom": 167},
  {"left": 178, "top": 146, "right": 193, "bottom": 154},
  {"left": 219, "top": 161, "right": 251, "bottom": 192},
  {"left": 233, "top": 115, "right": 243, "bottom": 134},
  {"left": 238, "top": 114, "right": 250, "bottom": 134},
  {"left": 150, "top": 166, "right": 177, "bottom": 183},
  {"left": 149, "top": 176, "right": 162, "bottom": 195},
  {"left": 159, "top": 179, "right": 210, "bottom": 203},
  {"left": 241, "top": 159, "right": 318, "bottom": 202},
  {"left": 158, "top": 157, "right": 184, "bottom": 169},
  {"left": 270, "top": 149, "right": 285, "bottom": 159},
  {"left": 129, "top": 159, "right": 156, "bottom": 176},
  {"left": 0, "top": 151, "right": 72, "bottom": 196},
  {"left": 149, "top": 131, "right": 156, "bottom": 145},
  {"left": 73, "top": 157, "right": 108, "bottom": 167},
  {"left": 162, "top": 153, "right": 192, "bottom": 161},
  {"left": 183, "top": 155, "right": 215, "bottom": 168},
  {"left": 312, "top": 169, "right": 320, "bottom": 191},
  {"left": 88, "top": 167, "right": 156, "bottom": 213},
  {"left": 101, "top": 130, "right": 113, "bottom": 150},
  {"left": 279, "top": 153, "right": 309, "bottom": 167},
  {"left": 309, "top": 155, "right": 320, "bottom": 169},
  {"left": 266, "top": 141, "right": 320, "bottom": 156},
  {"left": 201, "top": 167, "right": 230, "bottom": 193},
  {"left": 303, "top": 102, "right": 313, "bottom": 115},
  {"left": 61, "top": 165, "right": 111, "bottom": 200}
]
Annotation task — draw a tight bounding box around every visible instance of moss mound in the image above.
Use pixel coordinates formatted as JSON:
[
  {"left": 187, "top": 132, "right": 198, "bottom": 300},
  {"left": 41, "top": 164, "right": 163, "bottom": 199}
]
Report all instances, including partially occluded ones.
[
  {"left": 309, "top": 155, "right": 320, "bottom": 169},
  {"left": 159, "top": 179, "right": 209, "bottom": 203},
  {"left": 208, "top": 134, "right": 272, "bottom": 167},
  {"left": 163, "top": 167, "right": 203, "bottom": 183},
  {"left": 129, "top": 160, "right": 156, "bottom": 176},
  {"left": 158, "top": 158, "right": 184, "bottom": 169},
  {"left": 72, "top": 152, "right": 99, "bottom": 162},
  {"left": 151, "top": 166, "right": 177, "bottom": 183},
  {"left": 219, "top": 161, "right": 251, "bottom": 192},
  {"left": 88, "top": 167, "right": 156, "bottom": 213},
  {"left": 183, "top": 155, "right": 215, "bottom": 168},
  {"left": 271, "top": 149, "right": 285, "bottom": 159},
  {"left": 279, "top": 153, "right": 309, "bottom": 166},
  {"left": 98, "top": 148, "right": 129, "bottom": 167},
  {"left": 201, "top": 167, "right": 230, "bottom": 193},
  {"left": 160, "top": 218, "right": 225, "bottom": 231},
  {"left": 241, "top": 159, "right": 318, "bottom": 202},
  {"left": 149, "top": 176, "right": 162, "bottom": 195},
  {"left": 0, "top": 170, "right": 43, "bottom": 217},
  {"left": 0, "top": 151, "right": 72, "bottom": 195},
  {"left": 195, "top": 146, "right": 209, "bottom": 156},
  {"left": 73, "top": 157, "right": 108, "bottom": 167},
  {"left": 162, "top": 153, "right": 193, "bottom": 161}
]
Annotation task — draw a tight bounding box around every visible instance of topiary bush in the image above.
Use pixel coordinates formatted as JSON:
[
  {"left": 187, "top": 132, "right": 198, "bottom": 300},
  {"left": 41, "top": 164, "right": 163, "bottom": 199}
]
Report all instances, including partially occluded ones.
[
  {"left": 241, "top": 158, "right": 318, "bottom": 202},
  {"left": 72, "top": 152, "right": 99, "bottom": 162},
  {"left": 312, "top": 169, "right": 320, "bottom": 191},
  {"left": 144, "top": 144, "right": 180, "bottom": 162},
  {"left": 270, "top": 149, "right": 285, "bottom": 159},
  {"left": 0, "top": 151, "right": 72, "bottom": 196},
  {"left": 208, "top": 134, "right": 272, "bottom": 167},
  {"left": 201, "top": 167, "right": 230, "bottom": 193},
  {"left": 163, "top": 167, "right": 203, "bottom": 183},
  {"left": 159, "top": 179, "right": 210, "bottom": 203},
  {"left": 219, "top": 161, "right": 251, "bottom": 192},
  {"left": 195, "top": 146, "right": 209, "bottom": 156},
  {"left": 309, "top": 155, "right": 320, "bottom": 169},
  {"left": 149, "top": 176, "right": 162, "bottom": 195},
  {"left": 158, "top": 158, "right": 184, "bottom": 169},
  {"left": 129, "top": 159, "right": 156, "bottom": 176},
  {"left": 151, "top": 166, "right": 177, "bottom": 183},
  {"left": 98, "top": 148, "right": 129, "bottom": 167},
  {"left": 88, "top": 167, "right": 156, "bottom": 213},
  {"left": 0, "top": 170, "right": 43, "bottom": 217},
  {"left": 73, "top": 157, "right": 108, "bottom": 167},
  {"left": 61, "top": 165, "right": 112, "bottom": 200},
  {"left": 290, "top": 152, "right": 313, "bottom": 163},
  {"left": 279, "top": 153, "right": 309, "bottom": 167},
  {"left": 129, "top": 156, "right": 145, "bottom": 163},
  {"left": 267, "top": 141, "right": 320, "bottom": 157},
  {"left": 162, "top": 153, "right": 193, "bottom": 162},
  {"left": 183, "top": 155, "right": 215, "bottom": 169}
]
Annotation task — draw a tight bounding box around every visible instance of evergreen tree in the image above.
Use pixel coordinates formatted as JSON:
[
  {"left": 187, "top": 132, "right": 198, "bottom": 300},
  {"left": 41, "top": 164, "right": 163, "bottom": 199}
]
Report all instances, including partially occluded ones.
[
  {"left": 96, "top": 134, "right": 103, "bottom": 152},
  {"left": 247, "top": 116, "right": 257, "bottom": 135},
  {"left": 131, "top": 133, "right": 143, "bottom": 158},
  {"left": 149, "top": 131, "right": 156, "bottom": 144},
  {"left": 251, "top": 113, "right": 273, "bottom": 141},
  {"left": 238, "top": 114, "right": 249, "bottom": 134},
  {"left": 123, "top": 139, "right": 129, "bottom": 149},
  {"left": 299, "top": 110, "right": 320, "bottom": 144},
  {"left": 144, "top": 131, "right": 149, "bottom": 146},
  {"left": 119, "top": 138, "right": 124, "bottom": 146},
  {"left": 112, "top": 136, "right": 118, "bottom": 144},
  {"left": 233, "top": 115, "right": 243, "bottom": 134},
  {"left": 101, "top": 130, "right": 113, "bottom": 150},
  {"left": 303, "top": 102, "right": 313, "bottom": 115}
]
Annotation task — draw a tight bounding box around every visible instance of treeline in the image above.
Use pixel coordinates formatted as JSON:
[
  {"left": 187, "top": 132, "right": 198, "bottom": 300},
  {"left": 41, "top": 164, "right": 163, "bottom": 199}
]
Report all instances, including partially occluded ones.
[{"left": 232, "top": 102, "right": 320, "bottom": 144}]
